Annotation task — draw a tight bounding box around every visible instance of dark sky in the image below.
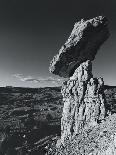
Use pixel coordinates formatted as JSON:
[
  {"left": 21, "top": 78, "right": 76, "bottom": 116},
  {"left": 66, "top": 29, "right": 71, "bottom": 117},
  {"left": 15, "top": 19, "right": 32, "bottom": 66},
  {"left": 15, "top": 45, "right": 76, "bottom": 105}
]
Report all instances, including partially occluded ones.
[{"left": 0, "top": 0, "right": 116, "bottom": 87}]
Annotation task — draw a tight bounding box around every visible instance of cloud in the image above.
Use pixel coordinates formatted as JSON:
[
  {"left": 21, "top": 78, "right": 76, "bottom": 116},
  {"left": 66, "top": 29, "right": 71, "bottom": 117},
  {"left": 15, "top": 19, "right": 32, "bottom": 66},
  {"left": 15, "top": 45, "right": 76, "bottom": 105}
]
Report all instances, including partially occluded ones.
[
  {"left": 13, "top": 74, "right": 39, "bottom": 83},
  {"left": 13, "top": 74, "right": 65, "bottom": 85}
]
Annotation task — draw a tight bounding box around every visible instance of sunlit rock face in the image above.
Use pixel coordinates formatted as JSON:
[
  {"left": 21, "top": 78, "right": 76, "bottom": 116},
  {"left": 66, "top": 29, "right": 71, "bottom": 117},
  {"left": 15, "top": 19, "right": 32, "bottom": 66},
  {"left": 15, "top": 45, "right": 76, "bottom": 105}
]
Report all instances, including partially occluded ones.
[
  {"left": 61, "top": 60, "right": 106, "bottom": 144},
  {"left": 49, "top": 16, "right": 109, "bottom": 78}
]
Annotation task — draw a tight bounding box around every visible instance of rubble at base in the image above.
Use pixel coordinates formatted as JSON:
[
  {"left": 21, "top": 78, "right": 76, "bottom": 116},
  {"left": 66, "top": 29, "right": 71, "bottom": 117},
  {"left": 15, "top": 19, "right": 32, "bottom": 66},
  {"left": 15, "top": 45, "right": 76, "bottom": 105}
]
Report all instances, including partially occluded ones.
[{"left": 48, "top": 114, "right": 116, "bottom": 155}]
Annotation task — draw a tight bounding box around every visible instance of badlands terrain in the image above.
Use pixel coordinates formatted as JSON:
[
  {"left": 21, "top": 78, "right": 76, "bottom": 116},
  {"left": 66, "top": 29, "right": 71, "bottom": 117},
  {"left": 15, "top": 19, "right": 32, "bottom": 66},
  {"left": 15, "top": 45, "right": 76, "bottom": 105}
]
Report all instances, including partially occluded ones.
[{"left": 0, "top": 85, "right": 116, "bottom": 154}]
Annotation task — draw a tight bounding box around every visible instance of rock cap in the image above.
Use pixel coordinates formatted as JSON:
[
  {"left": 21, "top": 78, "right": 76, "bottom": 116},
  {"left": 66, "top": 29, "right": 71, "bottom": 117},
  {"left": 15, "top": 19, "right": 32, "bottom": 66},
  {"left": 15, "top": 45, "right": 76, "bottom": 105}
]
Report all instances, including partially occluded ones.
[{"left": 49, "top": 16, "right": 110, "bottom": 77}]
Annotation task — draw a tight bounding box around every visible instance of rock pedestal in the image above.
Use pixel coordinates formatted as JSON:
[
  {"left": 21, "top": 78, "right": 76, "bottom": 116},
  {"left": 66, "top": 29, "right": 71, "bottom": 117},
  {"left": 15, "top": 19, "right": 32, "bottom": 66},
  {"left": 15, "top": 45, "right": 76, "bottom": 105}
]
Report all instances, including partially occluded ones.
[{"left": 61, "top": 60, "right": 106, "bottom": 144}]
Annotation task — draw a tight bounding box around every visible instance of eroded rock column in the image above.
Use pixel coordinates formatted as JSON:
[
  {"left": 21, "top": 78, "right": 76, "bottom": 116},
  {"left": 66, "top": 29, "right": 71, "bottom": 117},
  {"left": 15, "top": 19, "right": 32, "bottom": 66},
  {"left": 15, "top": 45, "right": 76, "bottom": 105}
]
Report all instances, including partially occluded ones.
[{"left": 61, "top": 60, "right": 106, "bottom": 144}]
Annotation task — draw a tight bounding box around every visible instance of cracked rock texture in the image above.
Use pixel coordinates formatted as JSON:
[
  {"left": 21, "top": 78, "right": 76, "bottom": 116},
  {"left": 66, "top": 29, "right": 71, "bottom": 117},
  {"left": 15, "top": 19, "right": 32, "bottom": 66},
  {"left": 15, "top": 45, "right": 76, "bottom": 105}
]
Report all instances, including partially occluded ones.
[
  {"left": 61, "top": 60, "right": 106, "bottom": 144},
  {"left": 49, "top": 16, "right": 109, "bottom": 78}
]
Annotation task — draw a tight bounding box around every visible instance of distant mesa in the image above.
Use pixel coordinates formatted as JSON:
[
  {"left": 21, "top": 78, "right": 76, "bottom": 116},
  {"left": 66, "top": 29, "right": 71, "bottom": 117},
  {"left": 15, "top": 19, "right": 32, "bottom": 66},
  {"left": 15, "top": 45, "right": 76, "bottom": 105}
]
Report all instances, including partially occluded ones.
[{"left": 49, "top": 16, "right": 110, "bottom": 78}]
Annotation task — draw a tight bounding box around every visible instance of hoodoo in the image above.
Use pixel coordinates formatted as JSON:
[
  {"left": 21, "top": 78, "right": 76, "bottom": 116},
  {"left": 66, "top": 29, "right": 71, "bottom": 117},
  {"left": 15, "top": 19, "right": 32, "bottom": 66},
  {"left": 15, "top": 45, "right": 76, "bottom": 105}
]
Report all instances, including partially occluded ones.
[{"left": 48, "top": 16, "right": 116, "bottom": 155}]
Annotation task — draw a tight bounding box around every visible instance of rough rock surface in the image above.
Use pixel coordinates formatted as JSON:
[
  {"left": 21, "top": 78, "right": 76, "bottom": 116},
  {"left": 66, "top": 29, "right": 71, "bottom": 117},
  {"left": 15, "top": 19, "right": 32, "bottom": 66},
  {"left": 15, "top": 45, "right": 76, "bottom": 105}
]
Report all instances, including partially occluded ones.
[
  {"left": 54, "top": 114, "right": 116, "bottom": 155},
  {"left": 49, "top": 16, "right": 109, "bottom": 78},
  {"left": 61, "top": 60, "right": 106, "bottom": 144}
]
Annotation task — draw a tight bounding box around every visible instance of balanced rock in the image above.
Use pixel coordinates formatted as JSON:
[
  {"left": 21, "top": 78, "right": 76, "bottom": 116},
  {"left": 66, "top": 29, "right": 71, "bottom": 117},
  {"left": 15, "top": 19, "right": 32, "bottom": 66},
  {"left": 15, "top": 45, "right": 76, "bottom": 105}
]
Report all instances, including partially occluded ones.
[
  {"left": 49, "top": 16, "right": 109, "bottom": 78},
  {"left": 48, "top": 16, "right": 111, "bottom": 155}
]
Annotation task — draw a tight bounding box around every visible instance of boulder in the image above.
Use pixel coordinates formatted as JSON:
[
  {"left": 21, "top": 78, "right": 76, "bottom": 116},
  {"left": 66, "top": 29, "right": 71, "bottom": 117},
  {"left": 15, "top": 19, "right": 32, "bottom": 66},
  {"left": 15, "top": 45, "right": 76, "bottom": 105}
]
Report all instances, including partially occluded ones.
[{"left": 49, "top": 16, "right": 109, "bottom": 78}]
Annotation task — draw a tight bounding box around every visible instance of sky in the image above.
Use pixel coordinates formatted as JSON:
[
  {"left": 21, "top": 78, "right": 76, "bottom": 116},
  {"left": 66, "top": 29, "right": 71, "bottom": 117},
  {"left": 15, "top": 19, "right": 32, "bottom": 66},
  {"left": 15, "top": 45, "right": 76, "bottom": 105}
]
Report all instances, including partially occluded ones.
[{"left": 0, "top": 0, "right": 116, "bottom": 87}]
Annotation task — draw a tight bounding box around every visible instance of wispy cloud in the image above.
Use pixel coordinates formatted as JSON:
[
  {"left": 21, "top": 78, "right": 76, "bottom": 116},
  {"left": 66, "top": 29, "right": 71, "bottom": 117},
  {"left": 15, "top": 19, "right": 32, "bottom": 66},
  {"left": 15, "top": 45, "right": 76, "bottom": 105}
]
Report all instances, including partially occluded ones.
[{"left": 13, "top": 74, "right": 65, "bottom": 85}]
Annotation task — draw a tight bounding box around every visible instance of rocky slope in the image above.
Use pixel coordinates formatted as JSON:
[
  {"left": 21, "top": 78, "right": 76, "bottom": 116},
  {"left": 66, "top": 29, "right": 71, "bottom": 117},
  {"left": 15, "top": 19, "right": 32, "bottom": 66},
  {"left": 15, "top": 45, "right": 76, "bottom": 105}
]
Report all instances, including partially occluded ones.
[{"left": 51, "top": 114, "right": 116, "bottom": 155}]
